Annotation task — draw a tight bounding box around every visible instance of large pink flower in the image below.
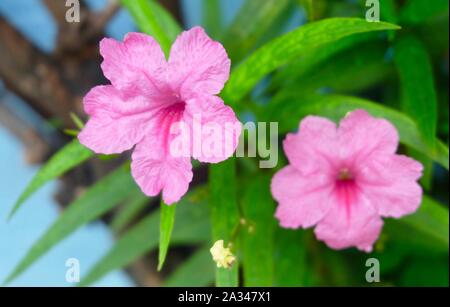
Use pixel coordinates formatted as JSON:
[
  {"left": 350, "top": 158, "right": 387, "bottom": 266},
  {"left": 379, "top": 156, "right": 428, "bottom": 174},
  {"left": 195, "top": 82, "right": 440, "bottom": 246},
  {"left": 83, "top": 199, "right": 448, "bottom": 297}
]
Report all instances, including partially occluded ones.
[
  {"left": 78, "top": 27, "right": 241, "bottom": 204},
  {"left": 271, "top": 110, "right": 423, "bottom": 252}
]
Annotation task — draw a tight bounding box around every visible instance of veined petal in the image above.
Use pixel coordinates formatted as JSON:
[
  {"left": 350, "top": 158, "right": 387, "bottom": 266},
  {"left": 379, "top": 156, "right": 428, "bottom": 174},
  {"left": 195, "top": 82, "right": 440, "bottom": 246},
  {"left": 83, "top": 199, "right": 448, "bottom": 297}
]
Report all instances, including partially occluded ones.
[
  {"left": 131, "top": 135, "right": 193, "bottom": 205},
  {"left": 315, "top": 189, "right": 383, "bottom": 253},
  {"left": 358, "top": 154, "right": 423, "bottom": 218},
  {"left": 168, "top": 27, "right": 230, "bottom": 99},
  {"left": 184, "top": 95, "right": 241, "bottom": 163},
  {"left": 100, "top": 32, "right": 168, "bottom": 98},
  {"left": 271, "top": 166, "right": 334, "bottom": 228},
  {"left": 283, "top": 116, "right": 338, "bottom": 176},
  {"left": 78, "top": 85, "right": 154, "bottom": 154},
  {"left": 338, "top": 109, "right": 399, "bottom": 164}
]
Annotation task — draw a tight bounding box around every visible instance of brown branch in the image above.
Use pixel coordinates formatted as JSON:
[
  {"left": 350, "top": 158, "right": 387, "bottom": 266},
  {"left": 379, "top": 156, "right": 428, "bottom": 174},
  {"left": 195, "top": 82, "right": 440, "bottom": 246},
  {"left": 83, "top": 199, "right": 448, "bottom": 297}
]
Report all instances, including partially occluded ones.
[
  {"left": 0, "top": 17, "right": 75, "bottom": 128},
  {"left": 43, "top": 0, "right": 120, "bottom": 54},
  {"left": 159, "top": 0, "right": 184, "bottom": 25},
  {"left": 0, "top": 102, "right": 50, "bottom": 164}
]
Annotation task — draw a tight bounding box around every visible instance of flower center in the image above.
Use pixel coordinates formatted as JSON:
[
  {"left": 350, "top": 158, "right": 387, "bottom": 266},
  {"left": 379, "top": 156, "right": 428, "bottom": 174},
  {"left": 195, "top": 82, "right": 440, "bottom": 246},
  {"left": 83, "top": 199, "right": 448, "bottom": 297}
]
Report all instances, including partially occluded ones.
[
  {"left": 165, "top": 101, "right": 186, "bottom": 115},
  {"left": 337, "top": 168, "right": 353, "bottom": 181}
]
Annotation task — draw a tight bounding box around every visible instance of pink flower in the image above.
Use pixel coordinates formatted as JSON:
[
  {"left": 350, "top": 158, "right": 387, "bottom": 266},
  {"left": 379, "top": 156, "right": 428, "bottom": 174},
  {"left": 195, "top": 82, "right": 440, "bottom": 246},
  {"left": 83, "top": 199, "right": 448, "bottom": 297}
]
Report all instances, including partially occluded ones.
[
  {"left": 271, "top": 110, "right": 423, "bottom": 252},
  {"left": 78, "top": 27, "right": 241, "bottom": 204}
]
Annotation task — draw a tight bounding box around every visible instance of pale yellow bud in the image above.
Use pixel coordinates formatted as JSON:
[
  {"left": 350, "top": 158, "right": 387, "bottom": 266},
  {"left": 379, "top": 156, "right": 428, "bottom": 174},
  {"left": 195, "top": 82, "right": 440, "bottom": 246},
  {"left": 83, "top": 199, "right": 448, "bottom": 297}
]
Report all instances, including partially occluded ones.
[{"left": 210, "top": 240, "right": 236, "bottom": 269}]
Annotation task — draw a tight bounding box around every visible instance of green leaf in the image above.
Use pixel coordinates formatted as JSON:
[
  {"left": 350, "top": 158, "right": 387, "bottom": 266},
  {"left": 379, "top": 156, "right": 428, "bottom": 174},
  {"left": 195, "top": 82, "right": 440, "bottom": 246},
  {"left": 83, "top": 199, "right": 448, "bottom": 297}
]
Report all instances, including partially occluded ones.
[
  {"left": 111, "top": 192, "right": 150, "bottom": 233},
  {"left": 241, "top": 176, "right": 275, "bottom": 286},
  {"left": 274, "top": 229, "right": 309, "bottom": 286},
  {"left": 158, "top": 201, "right": 176, "bottom": 271},
  {"left": 222, "top": 18, "right": 400, "bottom": 106},
  {"left": 394, "top": 36, "right": 438, "bottom": 147},
  {"left": 202, "top": 0, "right": 222, "bottom": 39},
  {"left": 386, "top": 196, "right": 449, "bottom": 253},
  {"left": 9, "top": 139, "right": 93, "bottom": 219},
  {"left": 79, "top": 187, "right": 211, "bottom": 286},
  {"left": 271, "top": 32, "right": 381, "bottom": 89},
  {"left": 209, "top": 159, "right": 239, "bottom": 287},
  {"left": 221, "top": 0, "right": 292, "bottom": 63},
  {"left": 120, "top": 0, "right": 181, "bottom": 55},
  {"left": 280, "top": 40, "right": 393, "bottom": 94},
  {"left": 298, "top": 0, "right": 314, "bottom": 21},
  {"left": 400, "top": 0, "right": 449, "bottom": 25},
  {"left": 264, "top": 94, "right": 449, "bottom": 170},
  {"left": 164, "top": 246, "right": 215, "bottom": 287},
  {"left": 4, "top": 164, "right": 138, "bottom": 284}
]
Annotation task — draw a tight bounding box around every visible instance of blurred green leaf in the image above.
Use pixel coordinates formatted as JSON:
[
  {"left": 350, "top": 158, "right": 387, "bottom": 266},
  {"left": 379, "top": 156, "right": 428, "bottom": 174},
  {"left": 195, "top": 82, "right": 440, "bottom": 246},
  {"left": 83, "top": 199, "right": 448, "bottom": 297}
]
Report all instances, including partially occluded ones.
[
  {"left": 9, "top": 139, "right": 93, "bottom": 219},
  {"left": 380, "top": 0, "right": 398, "bottom": 24},
  {"left": 4, "top": 164, "right": 138, "bottom": 284},
  {"left": 400, "top": 0, "right": 449, "bottom": 25},
  {"left": 394, "top": 36, "right": 438, "bottom": 148},
  {"left": 202, "top": 0, "right": 222, "bottom": 39},
  {"left": 158, "top": 201, "right": 176, "bottom": 271},
  {"left": 221, "top": 0, "right": 292, "bottom": 63},
  {"left": 111, "top": 192, "right": 150, "bottom": 233},
  {"left": 387, "top": 196, "right": 449, "bottom": 252},
  {"left": 164, "top": 246, "right": 215, "bottom": 287},
  {"left": 79, "top": 187, "right": 210, "bottom": 286},
  {"left": 271, "top": 32, "right": 381, "bottom": 89},
  {"left": 209, "top": 159, "right": 239, "bottom": 286},
  {"left": 399, "top": 257, "right": 449, "bottom": 286},
  {"left": 274, "top": 229, "right": 309, "bottom": 286},
  {"left": 69, "top": 112, "right": 84, "bottom": 130},
  {"left": 241, "top": 176, "right": 275, "bottom": 286},
  {"left": 120, "top": 0, "right": 181, "bottom": 55},
  {"left": 281, "top": 41, "right": 393, "bottom": 94},
  {"left": 223, "top": 18, "right": 400, "bottom": 106},
  {"left": 265, "top": 94, "right": 449, "bottom": 170},
  {"left": 298, "top": 0, "right": 315, "bottom": 21}
]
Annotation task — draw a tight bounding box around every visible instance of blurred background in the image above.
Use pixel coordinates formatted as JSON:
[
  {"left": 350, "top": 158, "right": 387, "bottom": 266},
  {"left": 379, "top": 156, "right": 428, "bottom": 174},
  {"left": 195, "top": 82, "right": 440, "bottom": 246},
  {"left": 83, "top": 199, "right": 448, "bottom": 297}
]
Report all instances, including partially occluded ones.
[{"left": 0, "top": 0, "right": 448, "bottom": 287}]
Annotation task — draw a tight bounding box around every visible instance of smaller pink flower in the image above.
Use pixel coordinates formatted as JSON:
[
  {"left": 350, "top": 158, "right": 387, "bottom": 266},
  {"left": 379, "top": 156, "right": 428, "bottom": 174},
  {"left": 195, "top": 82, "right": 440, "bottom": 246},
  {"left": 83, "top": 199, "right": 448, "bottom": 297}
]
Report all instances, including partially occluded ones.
[
  {"left": 78, "top": 27, "right": 241, "bottom": 204},
  {"left": 271, "top": 110, "right": 423, "bottom": 252}
]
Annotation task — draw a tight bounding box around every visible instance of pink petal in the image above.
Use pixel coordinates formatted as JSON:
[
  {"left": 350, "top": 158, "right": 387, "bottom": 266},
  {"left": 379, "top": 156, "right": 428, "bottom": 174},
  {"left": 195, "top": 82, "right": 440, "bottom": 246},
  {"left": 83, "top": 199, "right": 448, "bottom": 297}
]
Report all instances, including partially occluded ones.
[
  {"left": 314, "top": 189, "right": 383, "bottom": 252},
  {"left": 78, "top": 86, "right": 154, "bottom": 154},
  {"left": 184, "top": 95, "right": 241, "bottom": 163},
  {"left": 283, "top": 116, "right": 338, "bottom": 176},
  {"left": 358, "top": 154, "right": 423, "bottom": 218},
  {"left": 271, "top": 166, "right": 334, "bottom": 228},
  {"left": 338, "top": 110, "right": 399, "bottom": 164},
  {"left": 100, "top": 33, "right": 168, "bottom": 97},
  {"left": 131, "top": 135, "right": 193, "bottom": 205},
  {"left": 168, "top": 27, "right": 230, "bottom": 99}
]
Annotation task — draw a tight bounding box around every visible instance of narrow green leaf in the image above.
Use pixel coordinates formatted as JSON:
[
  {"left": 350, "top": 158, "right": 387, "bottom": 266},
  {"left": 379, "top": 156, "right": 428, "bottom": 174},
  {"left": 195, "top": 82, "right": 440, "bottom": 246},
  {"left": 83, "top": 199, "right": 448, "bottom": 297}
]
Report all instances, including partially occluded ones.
[
  {"left": 120, "top": 0, "right": 181, "bottom": 55},
  {"left": 221, "top": 0, "right": 292, "bottom": 63},
  {"left": 271, "top": 32, "right": 381, "bottom": 89},
  {"left": 380, "top": 0, "right": 398, "bottom": 24},
  {"left": 274, "top": 229, "right": 309, "bottom": 286},
  {"left": 164, "top": 246, "right": 215, "bottom": 287},
  {"left": 4, "top": 164, "right": 138, "bottom": 284},
  {"left": 264, "top": 94, "right": 449, "bottom": 170},
  {"left": 400, "top": 0, "right": 449, "bottom": 25},
  {"left": 158, "top": 201, "right": 176, "bottom": 271},
  {"left": 298, "top": 0, "right": 314, "bottom": 21},
  {"left": 69, "top": 112, "right": 84, "bottom": 130},
  {"left": 111, "top": 192, "right": 150, "bottom": 233},
  {"left": 79, "top": 187, "right": 211, "bottom": 286},
  {"left": 9, "top": 139, "right": 93, "bottom": 219},
  {"left": 281, "top": 40, "right": 393, "bottom": 94},
  {"left": 209, "top": 159, "right": 239, "bottom": 287},
  {"left": 385, "top": 196, "right": 449, "bottom": 252},
  {"left": 202, "top": 0, "right": 222, "bottom": 39},
  {"left": 394, "top": 36, "right": 438, "bottom": 147},
  {"left": 222, "top": 18, "right": 400, "bottom": 106},
  {"left": 241, "top": 176, "right": 275, "bottom": 286}
]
